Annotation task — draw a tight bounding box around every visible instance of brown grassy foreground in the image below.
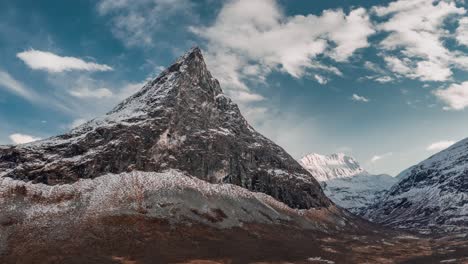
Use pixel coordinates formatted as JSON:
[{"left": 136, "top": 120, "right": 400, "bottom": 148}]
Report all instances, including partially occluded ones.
[{"left": 1, "top": 214, "right": 467, "bottom": 264}]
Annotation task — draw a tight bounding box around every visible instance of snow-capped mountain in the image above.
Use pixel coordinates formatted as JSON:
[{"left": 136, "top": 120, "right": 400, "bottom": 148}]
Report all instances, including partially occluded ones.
[
  {"left": 0, "top": 47, "right": 330, "bottom": 210},
  {"left": 366, "top": 138, "right": 468, "bottom": 233},
  {"left": 300, "top": 153, "right": 366, "bottom": 181},
  {"left": 300, "top": 153, "right": 397, "bottom": 214}
]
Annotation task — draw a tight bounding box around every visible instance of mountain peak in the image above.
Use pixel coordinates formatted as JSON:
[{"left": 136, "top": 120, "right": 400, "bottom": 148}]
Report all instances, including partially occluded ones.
[
  {"left": 181, "top": 46, "right": 203, "bottom": 60},
  {"left": 0, "top": 47, "right": 331, "bottom": 210},
  {"left": 299, "top": 153, "right": 368, "bottom": 182},
  {"left": 168, "top": 46, "right": 205, "bottom": 71},
  {"left": 103, "top": 45, "right": 220, "bottom": 124}
]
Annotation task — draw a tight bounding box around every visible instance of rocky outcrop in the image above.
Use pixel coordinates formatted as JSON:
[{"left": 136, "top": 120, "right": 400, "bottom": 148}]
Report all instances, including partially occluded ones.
[{"left": 0, "top": 47, "right": 330, "bottom": 209}]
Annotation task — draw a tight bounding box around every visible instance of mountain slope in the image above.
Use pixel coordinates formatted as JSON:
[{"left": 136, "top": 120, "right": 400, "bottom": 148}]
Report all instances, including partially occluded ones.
[
  {"left": 3, "top": 169, "right": 466, "bottom": 264},
  {"left": 300, "top": 153, "right": 397, "bottom": 214},
  {"left": 0, "top": 47, "right": 329, "bottom": 210},
  {"left": 366, "top": 138, "right": 468, "bottom": 233}
]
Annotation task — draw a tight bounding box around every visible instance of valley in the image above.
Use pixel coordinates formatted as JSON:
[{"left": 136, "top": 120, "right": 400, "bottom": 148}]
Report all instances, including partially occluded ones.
[{"left": 0, "top": 47, "right": 467, "bottom": 264}]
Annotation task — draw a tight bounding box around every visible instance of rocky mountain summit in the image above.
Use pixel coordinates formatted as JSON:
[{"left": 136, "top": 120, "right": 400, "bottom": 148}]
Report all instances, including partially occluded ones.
[
  {"left": 300, "top": 153, "right": 397, "bottom": 214},
  {"left": 366, "top": 138, "right": 468, "bottom": 233},
  {"left": 0, "top": 47, "right": 330, "bottom": 210}
]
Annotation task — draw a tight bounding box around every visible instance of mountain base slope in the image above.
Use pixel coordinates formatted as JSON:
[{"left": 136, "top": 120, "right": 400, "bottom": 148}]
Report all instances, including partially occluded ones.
[{"left": 1, "top": 171, "right": 467, "bottom": 263}]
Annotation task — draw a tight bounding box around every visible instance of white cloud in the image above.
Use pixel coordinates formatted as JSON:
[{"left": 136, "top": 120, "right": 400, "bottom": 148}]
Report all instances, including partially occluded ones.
[
  {"left": 59, "top": 75, "right": 145, "bottom": 102},
  {"left": 456, "top": 17, "right": 468, "bottom": 46},
  {"left": 374, "top": 76, "right": 393, "bottom": 83},
  {"left": 191, "top": 0, "right": 374, "bottom": 97},
  {"left": 17, "top": 49, "right": 113, "bottom": 73},
  {"left": 0, "top": 70, "right": 74, "bottom": 113},
  {"left": 426, "top": 140, "right": 455, "bottom": 151},
  {"left": 383, "top": 56, "right": 412, "bottom": 76},
  {"left": 433, "top": 81, "right": 468, "bottom": 110},
  {"left": 384, "top": 55, "right": 454, "bottom": 82},
  {"left": 371, "top": 152, "right": 393, "bottom": 163},
  {"left": 374, "top": 0, "right": 467, "bottom": 81},
  {"left": 326, "top": 8, "right": 376, "bottom": 62},
  {"left": 0, "top": 70, "right": 36, "bottom": 101},
  {"left": 116, "top": 80, "right": 147, "bottom": 100},
  {"left": 413, "top": 60, "right": 453, "bottom": 82},
  {"left": 314, "top": 74, "right": 328, "bottom": 85},
  {"left": 351, "top": 93, "right": 369, "bottom": 102},
  {"left": 70, "top": 87, "right": 113, "bottom": 98},
  {"left": 97, "top": 0, "right": 131, "bottom": 13},
  {"left": 97, "top": 0, "right": 194, "bottom": 47},
  {"left": 9, "top": 133, "right": 41, "bottom": 144},
  {"left": 229, "top": 90, "right": 265, "bottom": 103}
]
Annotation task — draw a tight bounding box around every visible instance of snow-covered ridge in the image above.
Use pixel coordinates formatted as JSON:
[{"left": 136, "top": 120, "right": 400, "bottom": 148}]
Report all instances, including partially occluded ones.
[
  {"left": 0, "top": 170, "right": 343, "bottom": 230},
  {"left": 366, "top": 137, "right": 468, "bottom": 233},
  {"left": 0, "top": 170, "right": 286, "bottom": 227},
  {"left": 299, "top": 153, "right": 368, "bottom": 182}
]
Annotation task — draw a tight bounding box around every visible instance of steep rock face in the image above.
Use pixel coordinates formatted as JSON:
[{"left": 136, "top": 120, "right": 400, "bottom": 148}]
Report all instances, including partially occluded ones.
[
  {"left": 366, "top": 138, "right": 468, "bottom": 233},
  {"left": 300, "top": 153, "right": 397, "bottom": 214},
  {"left": 0, "top": 48, "right": 330, "bottom": 209}
]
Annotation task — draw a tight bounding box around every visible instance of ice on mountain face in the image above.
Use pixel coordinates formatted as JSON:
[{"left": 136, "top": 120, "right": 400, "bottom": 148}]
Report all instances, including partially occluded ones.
[
  {"left": 0, "top": 47, "right": 331, "bottom": 210},
  {"left": 323, "top": 174, "right": 397, "bottom": 215},
  {"left": 366, "top": 138, "right": 468, "bottom": 233},
  {"left": 300, "top": 153, "right": 397, "bottom": 214}
]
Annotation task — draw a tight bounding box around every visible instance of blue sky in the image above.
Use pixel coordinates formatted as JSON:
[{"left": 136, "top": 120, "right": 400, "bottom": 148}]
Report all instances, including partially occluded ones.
[{"left": 0, "top": 0, "right": 467, "bottom": 175}]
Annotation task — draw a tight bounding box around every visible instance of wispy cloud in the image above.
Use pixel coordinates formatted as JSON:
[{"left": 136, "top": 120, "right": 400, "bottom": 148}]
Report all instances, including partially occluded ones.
[
  {"left": 17, "top": 49, "right": 113, "bottom": 73},
  {"left": 97, "top": 0, "right": 194, "bottom": 47},
  {"left": 314, "top": 74, "right": 328, "bottom": 85},
  {"left": 426, "top": 140, "right": 455, "bottom": 151},
  {"left": 351, "top": 93, "right": 369, "bottom": 102},
  {"left": 0, "top": 70, "right": 37, "bottom": 102},
  {"left": 371, "top": 152, "right": 393, "bottom": 163}
]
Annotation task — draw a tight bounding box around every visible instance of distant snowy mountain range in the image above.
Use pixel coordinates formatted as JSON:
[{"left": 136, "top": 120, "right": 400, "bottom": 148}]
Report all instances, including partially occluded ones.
[
  {"left": 300, "top": 153, "right": 397, "bottom": 214},
  {"left": 299, "top": 153, "right": 366, "bottom": 182}
]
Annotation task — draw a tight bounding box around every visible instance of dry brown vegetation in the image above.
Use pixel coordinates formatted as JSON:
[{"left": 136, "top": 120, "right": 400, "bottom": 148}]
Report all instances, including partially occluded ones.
[{"left": 1, "top": 213, "right": 467, "bottom": 264}]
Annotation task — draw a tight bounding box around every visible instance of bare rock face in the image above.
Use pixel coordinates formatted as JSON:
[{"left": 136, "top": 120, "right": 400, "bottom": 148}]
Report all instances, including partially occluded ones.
[{"left": 0, "top": 47, "right": 331, "bottom": 209}]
